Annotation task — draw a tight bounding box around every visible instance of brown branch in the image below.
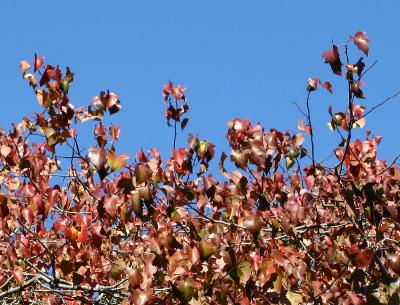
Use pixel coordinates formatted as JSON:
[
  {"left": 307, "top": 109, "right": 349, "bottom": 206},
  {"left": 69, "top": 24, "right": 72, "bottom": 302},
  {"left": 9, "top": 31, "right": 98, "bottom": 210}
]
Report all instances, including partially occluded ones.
[
  {"left": 305, "top": 91, "right": 316, "bottom": 169},
  {"left": 363, "top": 90, "right": 400, "bottom": 118},
  {"left": 0, "top": 276, "right": 41, "bottom": 300}
]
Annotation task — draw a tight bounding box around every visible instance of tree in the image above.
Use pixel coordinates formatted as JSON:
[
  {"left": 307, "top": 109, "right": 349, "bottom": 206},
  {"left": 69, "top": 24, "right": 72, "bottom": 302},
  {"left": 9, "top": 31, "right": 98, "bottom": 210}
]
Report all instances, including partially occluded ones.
[{"left": 0, "top": 31, "right": 399, "bottom": 305}]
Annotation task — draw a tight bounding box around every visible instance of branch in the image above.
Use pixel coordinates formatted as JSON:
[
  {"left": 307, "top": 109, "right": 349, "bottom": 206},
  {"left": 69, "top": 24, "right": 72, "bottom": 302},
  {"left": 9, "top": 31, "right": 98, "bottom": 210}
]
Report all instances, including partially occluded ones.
[
  {"left": 0, "top": 276, "right": 41, "bottom": 300},
  {"left": 363, "top": 90, "right": 400, "bottom": 118},
  {"left": 305, "top": 91, "right": 316, "bottom": 168}
]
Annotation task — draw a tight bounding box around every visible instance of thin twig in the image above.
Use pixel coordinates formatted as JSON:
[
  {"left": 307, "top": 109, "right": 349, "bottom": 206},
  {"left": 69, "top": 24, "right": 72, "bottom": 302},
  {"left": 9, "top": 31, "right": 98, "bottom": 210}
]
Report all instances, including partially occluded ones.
[
  {"left": 363, "top": 90, "right": 400, "bottom": 118},
  {"left": 305, "top": 91, "right": 316, "bottom": 168}
]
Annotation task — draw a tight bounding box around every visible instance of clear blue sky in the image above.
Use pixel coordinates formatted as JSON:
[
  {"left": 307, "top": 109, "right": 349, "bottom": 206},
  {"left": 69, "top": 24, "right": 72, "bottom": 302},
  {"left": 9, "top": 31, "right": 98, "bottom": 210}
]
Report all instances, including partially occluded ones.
[{"left": 1, "top": 1, "right": 400, "bottom": 165}]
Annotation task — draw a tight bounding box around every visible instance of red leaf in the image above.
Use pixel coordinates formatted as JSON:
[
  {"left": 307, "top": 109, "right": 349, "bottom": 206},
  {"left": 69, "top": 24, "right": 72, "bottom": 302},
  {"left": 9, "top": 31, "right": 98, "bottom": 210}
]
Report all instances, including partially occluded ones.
[
  {"left": 65, "top": 227, "right": 79, "bottom": 241},
  {"left": 353, "top": 31, "right": 369, "bottom": 56},
  {"left": 77, "top": 226, "right": 88, "bottom": 243},
  {"left": 39, "top": 65, "right": 61, "bottom": 86},
  {"left": 22, "top": 207, "right": 33, "bottom": 226},
  {"left": 136, "top": 149, "right": 150, "bottom": 163},
  {"left": 13, "top": 268, "right": 23, "bottom": 283},
  {"left": 322, "top": 81, "right": 333, "bottom": 93},
  {"left": 351, "top": 81, "right": 366, "bottom": 99},
  {"left": 388, "top": 255, "right": 400, "bottom": 275},
  {"left": 34, "top": 54, "right": 44, "bottom": 72},
  {"left": 90, "top": 225, "right": 105, "bottom": 238},
  {"left": 355, "top": 249, "right": 374, "bottom": 268},
  {"left": 322, "top": 45, "right": 342, "bottom": 75},
  {"left": 106, "top": 92, "right": 122, "bottom": 115},
  {"left": 104, "top": 195, "right": 120, "bottom": 217},
  {"left": 128, "top": 268, "right": 142, "bottom": 289},
  {"left": 230, "top": 149, "right": 249, "bottom": 170},
  {"left": 47, "top": 188, "right": 59, "bottom": 206},
  {"left": 173, "top": 148, "right": 186, "bottom": 166},
  {"left": 53, "top": 219, "right": 68, "bottom": 232},
  {"left": 240, "top": 297, "right": 250, "bottom": 305}
]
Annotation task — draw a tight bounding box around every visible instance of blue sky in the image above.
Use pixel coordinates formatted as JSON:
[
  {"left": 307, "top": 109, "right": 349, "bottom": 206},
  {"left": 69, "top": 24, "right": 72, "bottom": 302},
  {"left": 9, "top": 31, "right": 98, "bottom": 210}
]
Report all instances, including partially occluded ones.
[{"left": 1, "top": 1, "right": 400, "bottom": 166}]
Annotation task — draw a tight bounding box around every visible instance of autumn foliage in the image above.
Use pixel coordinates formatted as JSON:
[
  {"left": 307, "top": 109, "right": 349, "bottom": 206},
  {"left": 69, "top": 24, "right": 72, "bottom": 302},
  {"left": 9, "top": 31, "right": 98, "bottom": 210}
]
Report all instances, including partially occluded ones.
[{"left": 1, "top": 31, "right": 400, "bottom": 305}]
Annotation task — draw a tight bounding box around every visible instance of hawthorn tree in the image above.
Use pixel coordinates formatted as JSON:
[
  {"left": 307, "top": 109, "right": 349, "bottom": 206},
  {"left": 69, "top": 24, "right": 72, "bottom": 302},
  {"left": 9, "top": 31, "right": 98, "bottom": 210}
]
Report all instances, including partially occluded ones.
[{"left": 0, "top": 31, "right": 400, "bottom": 305}]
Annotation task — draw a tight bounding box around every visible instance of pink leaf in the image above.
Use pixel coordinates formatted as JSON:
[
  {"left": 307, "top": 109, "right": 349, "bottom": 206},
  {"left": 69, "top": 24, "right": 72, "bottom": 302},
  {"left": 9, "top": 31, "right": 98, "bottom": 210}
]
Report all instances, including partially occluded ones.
[
  {"left": 20, "top": 60, "right": 31, "bottom": 75},
  {"left": 34, "top": 54, "right": 44, "bottom": 72},
  {"left": 173, "top": 148, "right": 186, "bottom": 166},
  {"left": 307, "top": 77, "right": 319, "bottom": 92},
  {"left": 13, "top": 268, "right": 23, "bottom": 283}
]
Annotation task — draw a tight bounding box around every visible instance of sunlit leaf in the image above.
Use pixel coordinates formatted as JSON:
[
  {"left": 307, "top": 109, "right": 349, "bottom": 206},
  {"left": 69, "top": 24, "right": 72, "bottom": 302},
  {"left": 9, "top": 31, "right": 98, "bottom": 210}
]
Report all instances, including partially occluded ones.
[
  {"left": 307, "top": 77, "right": 319, "bottom": 92},
  {"left": 353, "top": 31, "right": 369, "bottom": 56},
  {"left": 34, "top": 54, "right": 44, "bottom": 72},
  {"left": 107, "top": 153, "right": 129, "bottom": 171},
  {"left": 20, "top": 60, "right": 31, "bottom": 75},
  {"left": 322, "top": 45, "right": 342, "bottom": 75},
  {"left": 286, "top": 291, "right": 303, "bottom": 305}
]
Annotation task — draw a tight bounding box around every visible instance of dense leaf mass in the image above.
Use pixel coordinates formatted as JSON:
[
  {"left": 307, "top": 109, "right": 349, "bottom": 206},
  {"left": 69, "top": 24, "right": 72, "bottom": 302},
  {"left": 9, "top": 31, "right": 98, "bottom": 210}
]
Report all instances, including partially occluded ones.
[{"left": 0, "top": 31, "right": 400, "bottom": 304}]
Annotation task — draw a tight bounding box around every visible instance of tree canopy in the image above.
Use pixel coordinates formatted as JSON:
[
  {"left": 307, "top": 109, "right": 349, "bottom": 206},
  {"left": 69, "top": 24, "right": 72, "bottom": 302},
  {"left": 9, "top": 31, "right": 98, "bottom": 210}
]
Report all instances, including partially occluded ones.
[{"left": 0, "top": 31, "right": 400, "bottom": 305}]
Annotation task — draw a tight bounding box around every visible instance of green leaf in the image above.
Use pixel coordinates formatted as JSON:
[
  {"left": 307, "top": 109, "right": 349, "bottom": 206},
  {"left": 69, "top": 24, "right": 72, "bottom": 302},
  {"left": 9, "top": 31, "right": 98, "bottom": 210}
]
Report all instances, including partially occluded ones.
[
  {"left": 177, "top": 277, "right": 194, "bottom": 302},
  {"left": 236, "top": 261, "right": 251, "bottom": 284},
  {"left": 199, "top": 240, "right": 215, "bottom": 260},
  {"left": 135, "top": 164, "right": 150, "bottom": 184},
  {"left": 107, "top": 153, "right": 129, "bottom": 171},
  {"left": 286, "top": 291, "right": 303, "bottom": 305},
  {"left": 109, "top": 259, "right": 126, "bottom": 279},
  {"left": 286, "top": 156, "right": 295, "bottom": 169},
  {"left": 273, "top": 274, "right": 283, "bottom": 293}
]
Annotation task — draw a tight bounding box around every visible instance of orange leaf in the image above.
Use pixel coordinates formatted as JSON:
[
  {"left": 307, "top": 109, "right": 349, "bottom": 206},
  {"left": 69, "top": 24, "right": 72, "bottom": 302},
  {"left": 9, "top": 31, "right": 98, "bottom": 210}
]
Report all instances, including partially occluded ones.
[{"left": 322, "top": 81, "right": 333, "bottom": 93}]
